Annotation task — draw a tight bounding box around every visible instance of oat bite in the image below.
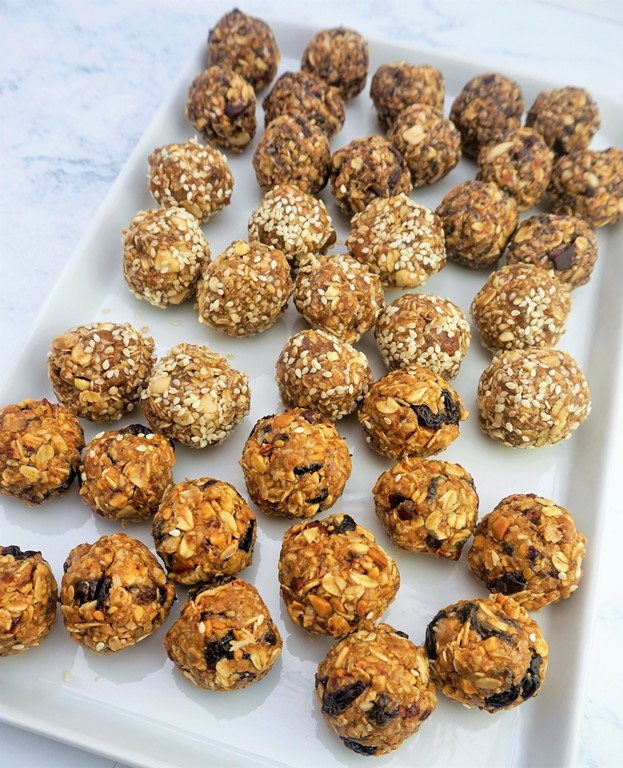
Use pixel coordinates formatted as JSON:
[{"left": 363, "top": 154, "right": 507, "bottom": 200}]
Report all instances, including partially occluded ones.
[
  {"left": 240, "top": 408, "right": 352, "bottom": 520},
  {"left": 0, "top": 399, "right": 84, "bottom": 505},
  {"left": 467, "top": 493, "right": 586, "bottom": 611},
  {"left": 477, "top": 347, "right": 591, "bottom": 448},
  {"left": 60, "top": 532, "right": 175, "bottom": 654},
  {"left": 315, "top": 621, "right": 437, "bottom": 757},
  {"left": 278, "top": 513, "right": 400, "bottom": 637},
  {"left": 300, "top": 27, "right": 369, "bottom": 100},
  {"left": 526, "top": 86, "right": 600, "bottom": 156},
  {"left": 375, "top": 293, "right": 471, "bottom": 380},
  {"left": 370, "top": 62, "right": 445, "bottom": 130},
  {"left": 425, "top": 594, "right": 548, "bottom": 712},
  {"left": 164, "top": 578, "right": 282, "bottom": 691},
  {"left": 142, "top": 343, "right": 250, "bottom": 449},
  {"left": 0, "top": 546, "right": 58, "bottom": 656},
  {"left": 346, "top": 194, "right": 446, "bottom": 288},
  {"left": 48, "top": 322, "right": 155, "bottom": 422},
  {"left": 196, "top": 240, "right": 293, "bottom": 337},
  {"left": 153, "top": 478, "right": 256, "bottom": 585}
]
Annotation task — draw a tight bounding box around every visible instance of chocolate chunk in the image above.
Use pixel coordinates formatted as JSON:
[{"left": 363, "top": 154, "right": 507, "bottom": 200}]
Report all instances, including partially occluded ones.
[
  {"left": 238, "top": 520, "right": 255, "bottom": 553},
  {"left": 341, "top": 738, "right": 377, "bottom": 756},
  {"left": 204, "top": 630, "right": 235, "bottom": 667},
  {"left": 224, "top": 100, "right": 252, "bottom": 119},
  {"left": 321, "top": 680, "right": 368, "bottom": 716},
  {"left": 548, "top": 243, "right": 576, "bottom": 271}
]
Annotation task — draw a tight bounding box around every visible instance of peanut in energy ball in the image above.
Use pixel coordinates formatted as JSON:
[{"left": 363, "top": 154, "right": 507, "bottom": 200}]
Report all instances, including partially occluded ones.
[
  {"left": 300, "top": 27, "right": 369, "bottom": 100},
  {"left": 526, "top": 86, "right": 600, "bottom": 156},
  {"left": 370, "top": 62, "right": 445, "bottom": 130}
]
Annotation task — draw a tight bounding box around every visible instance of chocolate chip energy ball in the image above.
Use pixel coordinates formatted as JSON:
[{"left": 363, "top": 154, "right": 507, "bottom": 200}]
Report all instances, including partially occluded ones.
[
  {"left": 78, "top": 424, "right": 175, "bottom": 524},
  {"left": 467, "top": 494, "right": 586, "bottom": 611},
  {"left": 240, "top": 408, "right": 352, "bottom": 519},
  {"left": 370, "top": 62, "right": 445, "bottom": 130},
  {"left": 48, "top": 322, "right": 155, "bottom": 422},
  {"left": 164, "top": 578, "right": 282, "bottom": 691},
  {"left": 278, "top": 513, "right": 400, "bottom": 637},
  {"left": 196, "top": 240, "right": 293, "bottom": 337},
  {"left": 346, "top": 194, "right": 446, "bottom": 287},
  {"left": 526, "top": 86, "right": 600, "bottom": 155},
  {"left": 301, "top": 27, "right": 369, "bottom": 100},
  {"left": 477, "top": 347, "right": 591, "bottom": 448},
  {"left": 0, "top": 546, "right": 58, "bottom": 656},
  {"left": 0, "top": 399, "right": 84, "bottom": 505},
  {"left": 206, "top": 9, "right": 280, "bottom": 92},
  {"left": 153, "top": 478, "right": 256, "bottom": 585},
  {"left": 315, "top": 622, "right": 437, "bottom": 757},
  {"left": 60, "top": 532, "right": 175, "bottom": 654},
  {"left": 425, "top": 594, "right": 548, "bottom": 712},
  {"left": 358, "top": 368, "right": 468, "bottom": 460},
  {"left": 142, "top": 343, "right": 250, "bottom": 448}
]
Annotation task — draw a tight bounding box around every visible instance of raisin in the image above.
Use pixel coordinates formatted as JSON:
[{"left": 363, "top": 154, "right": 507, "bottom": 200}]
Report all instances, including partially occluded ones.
[
  {"left": 326, "top": 514, "right": 357, "bottom": 535},
  {"left": 119, "top": 424, "right": 153, "bottom": 438},
  {"left": 128, "top": 585, "right": 158, "bottom": 604},
  {"left": 387, "top": 492, "right": 408, "bottom": 509},
  {"left": 73, "top": 576, "right": 111, "bottom": 609},
  {"left": 527, "top": 545, "right": 539, "bottom": 567},
  {"left": 488, "top": 572, "right": 527, "bottom": 595},
  {"left": 224, "top": 101, "right": 252, "bottom": 119},
  {"left": 204, "top": 630, "right": 235, "bottom": 667},
  {"left": 236, "top": 670, "right": 257, "bottom": 682},
  {"left": 341, "top": 738, "right": 377, "bottom": 756},
  {"left": 301, "top": 409, "right": 325, "bottom": 425},
  {"left": 1, "top": 545, "right": 39, "bottom": 560},
  {"left": 424, "top": 609, "right": 447, "bottom": 659},
  {"left": 501, "top": 542, "right": 514, "bottom": 556},
  {"left": 272, "top": 432, "right": 290, "bottom": 445},
  {"left": 425, "top": 533, "right": 443, "bottom": 551},
  {"left": 455, "top": 602, "right": 476, "bottom": 623},
  {"left": 485, "top": 684, "right": 520, "bottom": 709},
  {"left": 198, "top": 479, "right": 217, "bottom": 489},
  {"left": 426, "top": 476, "right": 441, "bottom": 500},
  {"left": 306, "top": 488, "right": 329, "bottom": 505},
  {"left": 403, "top": 702, "right": 421, "bottom": 718},
  {"left": 395, "top": 629, "right": 409, "bottom": 639},
  {"left": 520, "top": 654, "right": 543, "bottom": 699},
  {"left": 367, "top": 693, "right": 399, "bottom": 726},
  {"left": 315, "top": 673, "right": 329, "bottom": 689},
  {"left": 411, "top": 389, "right": 460, "bottom": 430},
  {"left": 238, "top": 520, "right": 255, "bottom": 553},
  {"left": 293, "top": 461, "right": 323, "bottom": 476},
  {"left": 396, "top": 500, "right": 417, "bottom": 521},
  {"left": 321, "top": 680, "right": 368, "bottom": 716},
  {"left": 263, "top": 630, "right": 278, "bottom": 646}
]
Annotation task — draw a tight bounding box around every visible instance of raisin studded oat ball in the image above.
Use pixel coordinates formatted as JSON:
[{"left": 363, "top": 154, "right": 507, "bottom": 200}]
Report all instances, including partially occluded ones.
[
  {"left": 153, "top": 478, "right": 256, "bottom": 585},
  {"left": 504, "top": 213, "right": 598, "bottom": 290},
  {"left": 278, "top": 513, "right": 400, "bottom": 637},
  {"left": 358, "top": 368, "right": 468, "bottom": 460},
  {"left": 0, "top": 399, "right": 84, "bottom": 505},
  {"left": 477, "top": 347, "right": 591, "bottom": 448},
  {"left": 375, "top": 293, "right": 471, "bottom": 380},
  {"left": 436, "top": 180, "right": 518, "bottom": 269},
  {"left": 330, "top": 135, "right": 412, "bottom": 218},
  {"left": 78, "top": 424, "right": 175, "bottom": 524},
  {"left": 300, "top": 27, "right": 369, "bottom": 100},
  {"left": 0, "top": 546, "right": 58, "bottom": 656},
  {"left": 148, "top": 138, "right": 233, "bottom": 223},
  {"left": 370, "top": 62, "right": 445, "bottom": 130},
  {"left": 548, "top": 147, "right": 623, "bottom": 227},
  {"left": 346, "top": 194, "right": 446, "bottom": 288},
  {"left": 60, "top": 532, "right": 175, "bottom": 654},
  {"left": 185, "top": 65, "right": 256, "bottom": 153},
  {"left": 240, "top": 408, "right": 352, "bottom": 520},
  {"left": 276, "top": 329, "right": 373, "bottom": 420},
  {"left": 470, "top": 263, "right": 571, "bottom": 353},
  {"left": 122, "top": 206, "right": 210, "bottom": 308},
  {"left": 164, "top": 578, "right": 282, "bottom": 691},
  {"left": 142, "top": 343, "right": 250, "bottom": 449},
  {"left": 467, "top": 494, "right": 586, "bottom": 611},
  {"left": 206, "top": 9, "right": 280, "bottom": 92},
  {"left": 450, "top": 73, "right": 524, "bottom": 158},
  {"left": 526, "top": 86, "right": 600, "bottom": 156},
  {"left": 196, "top": 240, "right": 293, "bottom": 337},
  {"left": 315, "top": 622, "right": 437, "bottom": 757},
  {"left": 48, "top": 322, "right": 155, "bottom": 422},
  {"left": 373, "top": 457, "right": 478, "bottom": 560},
  {"left": 293, "top": 253, "right": 385, "bottom": 344}
]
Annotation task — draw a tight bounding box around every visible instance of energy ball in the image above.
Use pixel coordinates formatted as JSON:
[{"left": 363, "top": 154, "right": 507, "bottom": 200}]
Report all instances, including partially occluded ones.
[
  {"left": 504, "top": 213, "right": 598, "bottom": 290},
  {"left": 470, "top": 263, "right": 571, "bottom": 353},
  {"left": 78, "top": 424, "right": 176, "bottom": 524},
  {"left": 358, "top": 368, "right": 468, "bottom": 460},
  {"left": 276, "top": 329, "right": 373, "bottom": 420},
  {"left": 370, "top": 62, "right": 445, "bottom": 130},
  {"left": 293, "top": 253, "right": 385, "bottom": 344},
  {"left": 148, "top": 138, "right": 233, "bottom": 223},
  {"left": 239, "top": 408, "right": 352, "bottom": 519},
  {"left": 330, "top": 135, "right": 412, "bottom": 217},
  {"left": 278, "top": 513, "right": 400, "bottom": 637},
  {"left": 142, "top": 343, "right": 250, "bottom": 449},
  {"left": 164, "top": 578, "right": 282, "bottom": 691},
  {"left": 467, "top": 493, "right": 586, "bottom": 611},
  {"left": 48, "top": 321, "right": 155, "bottom": 422},
  {"left": 315, "top": 622, "right": 437, "bottom": 757},
  {"left": 346, "top": 194, "right": 446, "bottom": 287},
  {"left": 375, "top": 293, "right": 471, "bottom": 380},
  {"left": 450, "top": 72, "right": 524, "bottom": 158},
  {"left": 60, "top": 532, "right": 175, "bottom": 654},
  {"left": 206, "top": 9, "right": 280, "bottom": 92},
  {"left": 436, "top": 180, "right": 518, "bottom": 269},
  {"left": 196, "top": 239, "right": 293, "bottom": 337},
  {"left": 185, "top": 65, "right": 256, "bottom": 153},
  {"left": 0, "top": 399, "right": 84, "bottom": 505},
  {"left": 477, "top": 347, "right": 591, "bottom": 448},
  {"left": 425, "top": 594, "right": 548, "bottom": 711},
  {"left": 0, "top": 546, "right": 58, "bottom": 656},
  {"left": 253, "top": 115, "right": 330, "bottom": 194},
  {"left": 526, "top": 86, "right": 600, "bottom": 156},
  {"left": 373, "top": 457, "right": 478, "bottom": 560},
  {"left": 122, "top": 206, "right": 210, "bottom": 308},
  {"left": 300, "top": 27, "right": 369, "bottom": 100},
  {"left": 153, "top": 478, "right": 256, "bottom": 585}
]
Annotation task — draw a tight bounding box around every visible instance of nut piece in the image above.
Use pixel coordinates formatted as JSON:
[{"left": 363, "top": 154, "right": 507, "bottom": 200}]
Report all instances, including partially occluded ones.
[
  {"left": 300, "top": 27, "right": 369, "bottom": 99},
  {"left": 370, "top": 62, "right": 445, "bottom": 130},
  {"left": 526, "top": 86, "right": 600, "bottom": 156}
]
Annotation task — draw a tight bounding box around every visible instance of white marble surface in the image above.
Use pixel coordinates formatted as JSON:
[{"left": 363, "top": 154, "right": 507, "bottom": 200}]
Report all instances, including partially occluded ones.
[{"left": 0, "top": 1, "right": 621, "bottom": 766}]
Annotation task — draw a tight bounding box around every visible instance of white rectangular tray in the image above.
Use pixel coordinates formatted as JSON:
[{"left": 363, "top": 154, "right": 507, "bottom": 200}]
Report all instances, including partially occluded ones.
[{"left": 1, "top": 20, "right": 622, "bottom": 768}]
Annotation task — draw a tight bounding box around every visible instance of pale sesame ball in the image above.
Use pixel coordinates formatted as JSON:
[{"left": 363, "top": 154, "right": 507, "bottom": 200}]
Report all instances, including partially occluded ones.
[
  {"left": 526, "top": 86, "right": 600, "bottom": 156},
  {"left": 300, "top": 27, "right": 369, "bottom": 100},
  {"left": 370, "top": 62, "right": 445, "bottom": 130}
]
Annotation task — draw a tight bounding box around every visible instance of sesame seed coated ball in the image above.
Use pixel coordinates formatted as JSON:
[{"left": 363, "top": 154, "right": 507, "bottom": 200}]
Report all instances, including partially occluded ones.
[
  {"left": 300, "top": 27, "right": 369, "bottom": 100},
  {"left": 526, "top": 86, "right": 600, "bottom": 156},
  {"left": 370, "top": 62, "right": 445, "bottom": 130}
]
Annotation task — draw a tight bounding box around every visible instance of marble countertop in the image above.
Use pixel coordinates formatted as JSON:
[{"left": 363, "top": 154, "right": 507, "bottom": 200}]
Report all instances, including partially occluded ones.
[{"left": 1, "top": 1, "right": 621, "bottom": 766}]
